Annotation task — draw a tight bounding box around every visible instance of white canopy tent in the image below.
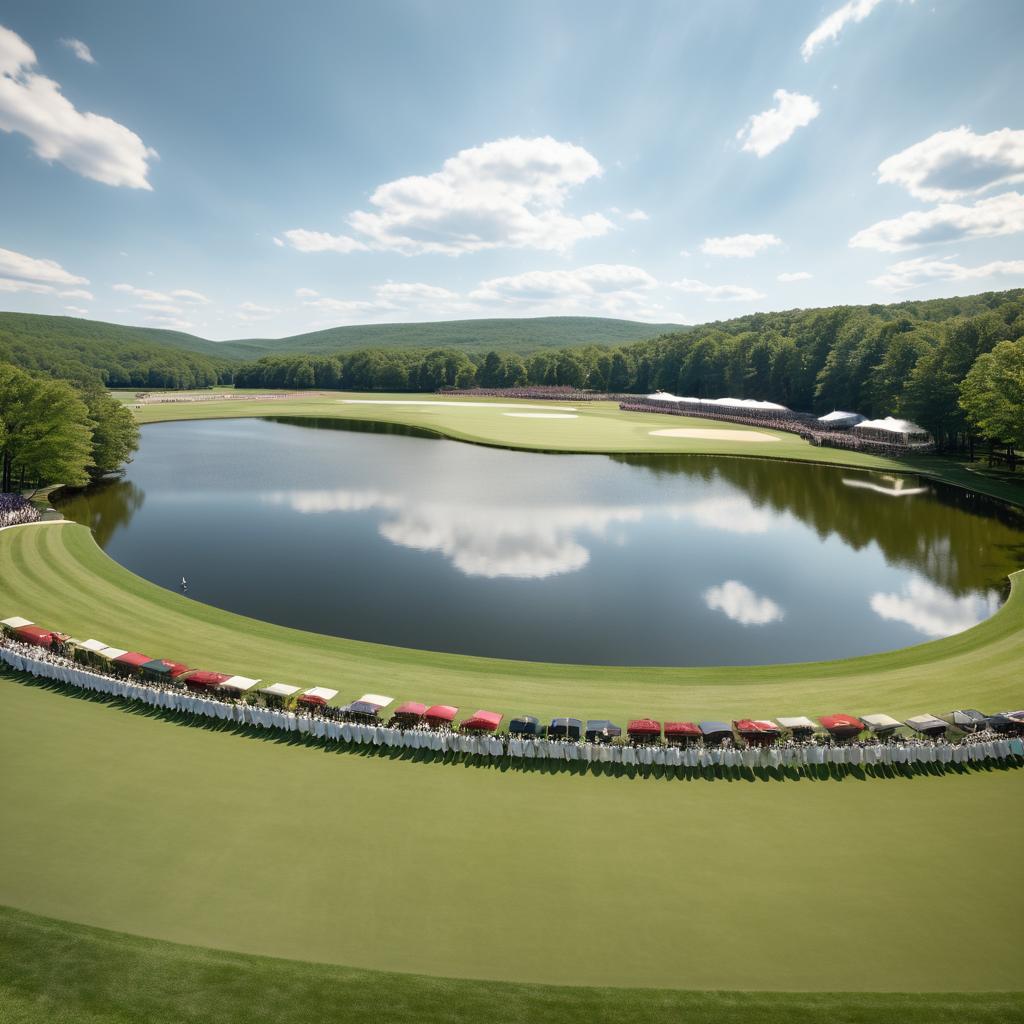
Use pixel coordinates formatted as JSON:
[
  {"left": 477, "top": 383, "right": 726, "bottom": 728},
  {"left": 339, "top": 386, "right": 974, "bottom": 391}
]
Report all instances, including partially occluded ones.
[
  {"left": 775, "top": 716, "right": 817, "bottom": 732},
  {"left": 646, "top": 392, "right": 791, "bottom": 413},
  {"left": 261, "top": 683, "right": 300, "bottom": 698},
  {"left": 862, "top": 713, "right": 902, "bottom": 734},
  {"left": 1, "top": 616, "right": 33, "bottom": 630},
  {"left": 358, "top": 693, "right": 394, "bottom": 709},
  {"left": 219, "top": 675, "right": 260, "bottom": 692},
  {"left": 301, "top": 686, "right": 338, "bottom": 702},
  {"left": 853, "top": 417, "right": 930, "bottom": 445},
  {"left": 96, "top": 647, "right": 128, "bottom": 661},
  {"left": 75, "top": 638, "right": 109, "bottom": 653}
]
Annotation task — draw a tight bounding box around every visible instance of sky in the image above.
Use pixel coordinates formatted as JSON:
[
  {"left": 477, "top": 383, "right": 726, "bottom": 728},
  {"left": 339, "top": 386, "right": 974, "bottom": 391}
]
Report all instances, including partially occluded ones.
[{"left": 0, "top": 0, "right": 1022, "bottom": 341}]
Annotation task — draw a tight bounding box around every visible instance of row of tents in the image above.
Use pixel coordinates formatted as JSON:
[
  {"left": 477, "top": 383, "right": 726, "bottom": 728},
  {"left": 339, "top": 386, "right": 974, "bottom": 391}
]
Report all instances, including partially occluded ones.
[{"left": 4, "top": 616, "right": 1022, "bottom": 741}]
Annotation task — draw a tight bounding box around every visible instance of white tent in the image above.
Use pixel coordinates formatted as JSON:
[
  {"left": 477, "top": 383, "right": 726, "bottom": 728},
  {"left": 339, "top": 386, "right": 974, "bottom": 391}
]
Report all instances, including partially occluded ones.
[
  {"left": 853, "top": 417, "right": 930, "bottom": 444},
  {"left": 301, "top": 686, "right": 338, "bottom": 702},
  {"left": 261, "top": 683, "right": 300, "bottom": 698},
  {"left": 1, "top": 616, "right": 33, "bottom": 630},
  {"left": 646, "top": 393, "right": 792, "bottom": 413},
  {"left": 862, "top": 713, "right": 902, "bottom": 734},
  {"left": 359, "top": 693, "right": 394, "bottom": 709},
  {"left": 219, "top": 675, "right": 260, "bottom": 692},
  {"left": 75, "top": 638, "right": 109, "bottom": 653},
  {"left": 96, "top": 647, "right": 128, "bottom": 660},
  {"left": 818, "top": 410, "right": 865, "bottom": 428},
  {"left": 776, "top": 716, "right": 816, "bottom": 731}
]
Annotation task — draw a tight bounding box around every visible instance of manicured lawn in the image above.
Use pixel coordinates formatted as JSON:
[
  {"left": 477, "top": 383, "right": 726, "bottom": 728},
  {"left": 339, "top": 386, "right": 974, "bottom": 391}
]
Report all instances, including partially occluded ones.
[
  {"left": 1, "top": 906, "right": 1021, "bottom": 1024},
  {"left": 2, "top": 522, "right": 1022, "bottom": 722},
  {"left": 0, "top": 676, "right": 1021, "bottom": 996}
]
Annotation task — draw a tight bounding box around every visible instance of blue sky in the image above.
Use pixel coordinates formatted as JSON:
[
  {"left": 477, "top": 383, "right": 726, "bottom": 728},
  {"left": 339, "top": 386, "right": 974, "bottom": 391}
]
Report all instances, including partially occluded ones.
[{"left": 0, "top": 0, "right": 1022, "bottom": 340}]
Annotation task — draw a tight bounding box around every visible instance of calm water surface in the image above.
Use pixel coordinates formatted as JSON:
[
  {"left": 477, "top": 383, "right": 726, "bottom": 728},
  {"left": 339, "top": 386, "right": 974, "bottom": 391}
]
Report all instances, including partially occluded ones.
[{"left": 57, "top": 418, "right": 1024, "bottom": 666}]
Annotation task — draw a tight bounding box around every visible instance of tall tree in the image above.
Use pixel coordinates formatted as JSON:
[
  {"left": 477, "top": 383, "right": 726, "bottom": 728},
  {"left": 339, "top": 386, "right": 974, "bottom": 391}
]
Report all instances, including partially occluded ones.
[
  {"left": 960, "top": 338, "right": 1024, "bottom": 459},
  {"left": 0, "top": 365, "right": 93, "bottom": 492},
  {"left": 79, "top": 384, "right": 141, "bottom": 482}
]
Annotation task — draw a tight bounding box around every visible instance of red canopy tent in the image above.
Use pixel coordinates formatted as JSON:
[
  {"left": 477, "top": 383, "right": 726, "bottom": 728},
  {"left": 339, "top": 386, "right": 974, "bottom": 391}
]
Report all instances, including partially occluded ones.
[
  {"left": 461, "top": 710, "right": 502, "bottom": 732},
  {"left": 664, "top": 721, "right": 701, "bottom": 744},
  {"left": 734, "top": 719, "right": 780, "bottom": 745},
  {"left": 819, "top": 714, "right": 864, "bottom": 740},
  {"left": 393, "top": 701, "right": 427, "bottom": 718},
  {"left": 627, "top": 718, "right": 662, "bottom": 738},
  {"left": 114, "top": 651, "right": 152, "bottom": 670},
  {"left": 182, "top": 671, "right": 232, "bottom": 688},
  {"left": 426, "top": 704, "right": 458, "bottom": 725},
  {"left": 14, "top": 624, "right": 54, "bottom": 647}
]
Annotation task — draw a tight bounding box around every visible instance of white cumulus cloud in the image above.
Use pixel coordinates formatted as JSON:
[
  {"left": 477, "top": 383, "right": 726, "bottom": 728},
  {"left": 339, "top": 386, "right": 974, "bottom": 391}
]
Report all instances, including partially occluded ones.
[
  {"left": 850, "top": 191, "right": 1024, "bottom": 251},
  {"left": 625, "top": 208, "right": 649, "bottom": 221},
  {"left": 870, "top": 578, "right": 1001, "bottom": 637},
  {"left": 671, "top": 278, "right": 765, "bottom": 302},
  {"left": 869, "top": 255, "right": 1024, "bottom": 292},
  {"left": 877, "top": 126, "right": 1024, "bottom": 202},
  {"left": 777, "top": 271, "right": 812, "bottom": 282},
  {"left": 802, "top": 0, "right": 885, "bottom": 60},
  {"left": 284, "top": 136, "right": 612, "bottom": 257},
  {"left": 703, "top": 581, "right": 784, "bottom": 626},
  {"left": 279, "top": 229, "right": 368, "bottom": 254},
  {"left": 736, "top": 90, "right": 820, "bottom": 157},
  {"left": 60, "top": 38, "right": 95, "bottom": 64},
  {"left": 701, "top": 233, "right": 782, "bottom": 258},
  {"left": 0, "top": 245, "right": 87, "bottom": 285},
  {"left": 0, "top": 23, "right": 155, "bottom": 188}
]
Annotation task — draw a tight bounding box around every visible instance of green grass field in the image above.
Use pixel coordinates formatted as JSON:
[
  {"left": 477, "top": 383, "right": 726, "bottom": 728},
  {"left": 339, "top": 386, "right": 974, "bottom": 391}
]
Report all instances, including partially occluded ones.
[
  {"left": 0, "top": 677, "right": 1021, "bottom": 998},
  {"left": 1, "top": 393, "right": 1022, "bottom": 1022}
]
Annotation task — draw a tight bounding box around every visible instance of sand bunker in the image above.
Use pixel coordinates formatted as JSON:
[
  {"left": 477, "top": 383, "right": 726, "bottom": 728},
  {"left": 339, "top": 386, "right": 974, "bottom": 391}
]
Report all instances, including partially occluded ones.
[
  {"left": 503, "top": 412, "right": 578, "bottom": 419},
  {"left": 649, "top": 428, "right": 780, "bottom": 442}
]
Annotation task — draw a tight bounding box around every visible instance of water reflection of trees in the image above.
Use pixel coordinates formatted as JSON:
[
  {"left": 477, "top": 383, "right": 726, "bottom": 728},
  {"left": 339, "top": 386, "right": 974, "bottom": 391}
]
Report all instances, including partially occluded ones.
[
  {"left": 56, "top": 480, "right": 145, "bottom": 548},
  {"left": 611, "top": 454, "right": 1024, "bottom": 595}
]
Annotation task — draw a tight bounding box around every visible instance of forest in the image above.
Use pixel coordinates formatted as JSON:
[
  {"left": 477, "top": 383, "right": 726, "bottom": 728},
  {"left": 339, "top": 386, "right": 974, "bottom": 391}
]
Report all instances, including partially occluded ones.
[{"left": 232, "top": 289, "right": 1024, "bottom": 449}]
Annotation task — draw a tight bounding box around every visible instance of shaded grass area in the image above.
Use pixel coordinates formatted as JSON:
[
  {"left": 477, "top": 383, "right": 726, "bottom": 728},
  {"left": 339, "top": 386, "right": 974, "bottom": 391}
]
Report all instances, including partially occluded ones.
[
  {"left": 1, "top": 907, "right": 1021, "bottom": 1024},
  {"left": 1, "top": 675, "right": 1021, "bottom": 991},
  {"left": 3, "top": 522, "right": 1023, "bottom": 723}
]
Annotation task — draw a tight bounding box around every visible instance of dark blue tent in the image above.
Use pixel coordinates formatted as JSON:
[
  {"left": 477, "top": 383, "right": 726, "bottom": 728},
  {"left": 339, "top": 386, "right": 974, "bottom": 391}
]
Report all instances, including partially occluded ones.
[
  {"left": 345, "top": 700, "right": 380, "bottom": 718},
  {"left": 585, "top": 719, "right": 622, "bottom": 742},
  {"left": 699, "top": 721, "right": 732, "bottom": 744},
  {"left": 988, "top": 711, "right": 1024, "bottom": 734},
  {"left": 550, "top": 717, "right": 583, "bottom": 739},
  {"left": 509, "top": 715, "right": 541, "bottom": 735}
]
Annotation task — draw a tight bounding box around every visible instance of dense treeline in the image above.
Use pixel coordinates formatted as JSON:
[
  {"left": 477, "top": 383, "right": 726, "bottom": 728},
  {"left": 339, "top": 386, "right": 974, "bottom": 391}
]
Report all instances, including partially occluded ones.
[
  {"left": 0, "top": 365, "right": 140, "bottom": 492},
  {"left": 0, "top": 314, "right": 235, "bottom": 390},
  {"left": 233, "top": 289, "right": 1024, "bottom": 450}
]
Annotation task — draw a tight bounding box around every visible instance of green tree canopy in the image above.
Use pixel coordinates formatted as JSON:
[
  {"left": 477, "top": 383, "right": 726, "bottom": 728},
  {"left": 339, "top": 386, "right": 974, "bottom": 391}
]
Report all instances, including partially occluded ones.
[{"left": 959, "top": 338, "right": 1024, "bottom": 451}]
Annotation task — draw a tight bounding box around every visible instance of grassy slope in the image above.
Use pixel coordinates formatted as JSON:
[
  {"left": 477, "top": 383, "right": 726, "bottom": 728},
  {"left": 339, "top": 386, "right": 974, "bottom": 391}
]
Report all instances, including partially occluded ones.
[
  {"left": 1, "top": 908, "right": 1021, "bottom": 1024},
  {"left": 4, "top": 522, "right": 1023, "bottom": 721},
  {"left": 0, "top": 677, "right": 1021, "bottom": 996}
]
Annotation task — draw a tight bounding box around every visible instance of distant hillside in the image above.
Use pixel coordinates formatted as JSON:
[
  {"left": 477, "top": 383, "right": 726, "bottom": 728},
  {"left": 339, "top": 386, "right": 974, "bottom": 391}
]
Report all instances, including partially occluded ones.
[
  {"left": 238, "top": 316, "right": 685, "bottom": 355},
  {"left": 0, "top": 314, "right": 238, "bottom": 389}
]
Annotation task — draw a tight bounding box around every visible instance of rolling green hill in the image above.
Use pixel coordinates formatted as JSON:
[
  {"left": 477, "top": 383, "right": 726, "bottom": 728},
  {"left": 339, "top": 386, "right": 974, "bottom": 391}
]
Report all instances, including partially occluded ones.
[{"left": 237, "top": 315, "right": 686, "bottom": 354}]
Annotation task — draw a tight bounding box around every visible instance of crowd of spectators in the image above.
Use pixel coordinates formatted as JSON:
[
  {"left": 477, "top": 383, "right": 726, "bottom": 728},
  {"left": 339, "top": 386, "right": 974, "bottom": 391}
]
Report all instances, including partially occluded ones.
[
  {"left": 2, "top": 632, "right": 1020, "bottom": 782},
  {"left": 0, "top": 494, "right": 42, "bottom": 529}
]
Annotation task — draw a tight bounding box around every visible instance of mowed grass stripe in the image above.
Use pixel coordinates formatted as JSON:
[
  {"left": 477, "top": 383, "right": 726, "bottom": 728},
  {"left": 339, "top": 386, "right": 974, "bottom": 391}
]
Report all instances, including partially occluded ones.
[
  {"left": 1, "top": 677, "right": 1021, "bottom": 993},
  {"left": 1, "top": 905, "right": 1021, "bottom": 1024},
  {"left": 3, "top": 523, "right": 1023, "bottom": 721}
]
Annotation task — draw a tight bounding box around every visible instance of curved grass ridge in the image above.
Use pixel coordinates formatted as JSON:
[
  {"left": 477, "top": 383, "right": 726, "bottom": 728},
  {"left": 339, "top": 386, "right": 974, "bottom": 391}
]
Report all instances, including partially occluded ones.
[
  {"left": 1, "top": 905, "right": 1021, "bottom": 1024},
  {"left": 2, "top": 522, "right": 1022, "bottom": 721}
]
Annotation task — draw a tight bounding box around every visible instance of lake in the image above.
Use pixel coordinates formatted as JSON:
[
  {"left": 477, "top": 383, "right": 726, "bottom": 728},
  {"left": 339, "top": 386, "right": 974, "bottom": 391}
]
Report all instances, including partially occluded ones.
[{"left": 57, "top": 417, "right": 1024, "bottom": 666}]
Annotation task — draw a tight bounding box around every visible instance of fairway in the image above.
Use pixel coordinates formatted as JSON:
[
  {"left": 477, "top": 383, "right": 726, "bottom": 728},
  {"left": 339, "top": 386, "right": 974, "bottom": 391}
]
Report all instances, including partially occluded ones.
[{"left": 1, "top": 676, "right": 1021, "bottom": 992}]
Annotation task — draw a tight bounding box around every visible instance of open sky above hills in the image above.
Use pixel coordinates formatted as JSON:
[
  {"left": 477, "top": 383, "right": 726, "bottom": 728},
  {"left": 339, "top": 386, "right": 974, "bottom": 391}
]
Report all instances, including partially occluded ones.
[{"left": 0, "top": 0, "right": 1023, "bottom": 341}]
